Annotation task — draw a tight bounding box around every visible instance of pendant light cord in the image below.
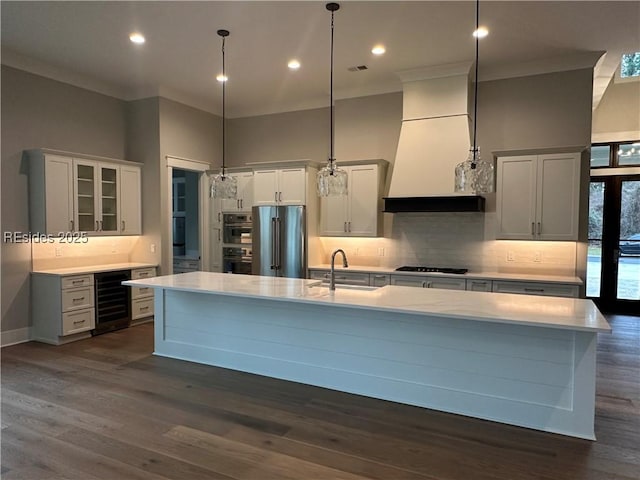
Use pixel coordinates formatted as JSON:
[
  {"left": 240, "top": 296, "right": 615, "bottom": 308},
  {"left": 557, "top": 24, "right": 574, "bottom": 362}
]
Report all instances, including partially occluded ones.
[
  {"left": 221, "top": 34, "right": 227, "bottom": 177},
  {"left": 329, "top": 8, "right": 335, "bottom": 171},
  {"left": 472, "top": 0, "right": 479, "bottom": 166}
]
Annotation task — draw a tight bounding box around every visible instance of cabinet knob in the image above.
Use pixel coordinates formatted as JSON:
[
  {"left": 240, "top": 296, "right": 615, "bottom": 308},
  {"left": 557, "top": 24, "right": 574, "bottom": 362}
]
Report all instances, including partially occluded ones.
[{"left": 121, "top": 220, "right": 126, "bottom": 231}]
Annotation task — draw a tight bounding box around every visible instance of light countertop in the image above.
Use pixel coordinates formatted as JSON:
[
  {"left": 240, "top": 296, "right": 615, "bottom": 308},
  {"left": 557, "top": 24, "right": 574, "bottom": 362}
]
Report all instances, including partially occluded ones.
[
  {"left": 309, "top": 264, "right": 583, "bottom": 285},
  {"left": 124, "top": 272, "right": 609, "bottom": 333},
  {"left": 32, "top": 262, "right": 158, "bottom": 276}
]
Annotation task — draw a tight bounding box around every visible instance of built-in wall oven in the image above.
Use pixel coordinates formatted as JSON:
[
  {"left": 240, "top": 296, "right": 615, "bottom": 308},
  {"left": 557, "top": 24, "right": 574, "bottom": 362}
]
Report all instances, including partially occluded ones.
[
  {"left": 222, "top": 213, "right": 252, "bottom": 274},
  {"left": 223, "top": 247, "right": 253, "bottom": 274},
  {"left": 223, "top": 213, "right": 252, "bottom": 244}
]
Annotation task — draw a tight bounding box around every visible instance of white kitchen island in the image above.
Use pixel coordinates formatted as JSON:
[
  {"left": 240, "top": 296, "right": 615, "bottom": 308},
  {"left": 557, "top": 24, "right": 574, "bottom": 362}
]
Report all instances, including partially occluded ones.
[{"left": 124, "top": 271, "right": 610, "bottom": 440}]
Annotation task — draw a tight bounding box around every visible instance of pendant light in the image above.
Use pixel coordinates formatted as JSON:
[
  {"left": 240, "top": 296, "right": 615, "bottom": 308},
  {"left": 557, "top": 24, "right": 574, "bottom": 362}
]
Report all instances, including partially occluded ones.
[
  {"left": 454, "top": 0, "right": 494, "bottom": 194},
  {"left": 210, "top": 29, "right": 238, "bottom": 199},
  {"left": 317, "top": 2, "right": 348, "bottom": 197}
]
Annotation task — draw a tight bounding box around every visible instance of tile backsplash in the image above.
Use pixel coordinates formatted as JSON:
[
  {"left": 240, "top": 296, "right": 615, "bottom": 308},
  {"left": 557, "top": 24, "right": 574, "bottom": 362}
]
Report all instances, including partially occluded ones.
[
  {"left": 32, "top": 236, "right": 142, "bottom": 270},
  {"left": 318, "top": 212, "right": 577, "bottom": 276}
]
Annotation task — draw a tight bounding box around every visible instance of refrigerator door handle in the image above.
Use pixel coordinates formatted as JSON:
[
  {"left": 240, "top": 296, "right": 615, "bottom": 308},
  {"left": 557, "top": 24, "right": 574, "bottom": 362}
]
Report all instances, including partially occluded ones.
[
  {"left": 274, "top": 217, "right": 281, "bottom": 269},
  {"left": 270, "top": 217, "right": 277, "bottom": 269}
]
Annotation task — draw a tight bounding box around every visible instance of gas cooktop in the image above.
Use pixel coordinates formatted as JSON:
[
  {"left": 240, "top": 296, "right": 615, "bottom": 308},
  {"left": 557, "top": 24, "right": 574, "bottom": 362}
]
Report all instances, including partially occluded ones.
[{"left": 395, "top": 266, "right": 468, "bottom": 274}]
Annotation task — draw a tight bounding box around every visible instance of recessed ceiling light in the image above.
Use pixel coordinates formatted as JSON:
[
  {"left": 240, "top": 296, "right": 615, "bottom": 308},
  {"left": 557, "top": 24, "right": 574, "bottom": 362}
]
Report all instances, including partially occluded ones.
[
  {"left": 216, "top": 74, "right": 228, "bottom": 82},
  {"left": 371, "top": 45, "right": 386, "bottom": 55},
  {"left": 473, "top": 27, "right": 489, "bottom": 38},
  {"left": 129, "top": 32, "right": 145, "bottom": 44},
  {"left": 288, "top": 59, "right": 301, "bottom": 70}
]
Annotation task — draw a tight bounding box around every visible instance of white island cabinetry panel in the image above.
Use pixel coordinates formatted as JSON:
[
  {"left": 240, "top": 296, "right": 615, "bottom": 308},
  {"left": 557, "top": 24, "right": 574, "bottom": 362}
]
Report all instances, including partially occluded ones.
[{"left": 125, "top": 272, "right": 609, "bottom": 440}]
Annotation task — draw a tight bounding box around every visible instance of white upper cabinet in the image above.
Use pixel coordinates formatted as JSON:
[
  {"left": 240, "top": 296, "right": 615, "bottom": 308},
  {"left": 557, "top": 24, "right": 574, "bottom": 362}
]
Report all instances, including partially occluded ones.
[
  {"left": 27, "top": 149, "right": 142, "bottom": 236},
  {"left": 220, "top": 171, "right": 254, "bottom": 212},
  {"left": 496, "top": 152, "right": 581, "bottom": 241},
  {"left": 119, "top": 164, "right": 142, "bottom": 235},
  {"left": 29, "top": 153, "right": 75, "bottom": 234},
  {"left": 253, "top": 167, "right": 306, "bottom": 206},
  {"left": 320, "top": 161, "right": 386, "bottom": 237}
]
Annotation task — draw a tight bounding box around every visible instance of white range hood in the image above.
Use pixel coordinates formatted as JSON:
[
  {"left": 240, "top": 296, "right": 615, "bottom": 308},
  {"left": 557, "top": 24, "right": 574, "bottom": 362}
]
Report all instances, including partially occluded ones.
[{"left": 385, "top": 62, "right": 485, "bottom": 212}]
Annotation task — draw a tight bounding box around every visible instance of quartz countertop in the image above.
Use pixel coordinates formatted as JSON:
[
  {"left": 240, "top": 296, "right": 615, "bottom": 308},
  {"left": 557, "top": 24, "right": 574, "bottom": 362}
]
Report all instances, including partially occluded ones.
[
  {"left": 124, "top": 272, "right": 609, "bottom": 333},
  {"left": 308, "top": 264, "right": 583, "bottom": 285},
  {"left": 32, "top": 262, "right": 158, "bottom": 276}
]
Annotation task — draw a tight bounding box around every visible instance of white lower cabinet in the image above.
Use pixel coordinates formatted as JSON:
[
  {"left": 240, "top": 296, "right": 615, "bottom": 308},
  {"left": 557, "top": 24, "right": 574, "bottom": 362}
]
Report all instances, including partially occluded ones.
[
  {"left": 173, "top": 259, "right": 200, "bottom": 274},
  {"left": 308, "top": 270, "right": 370, "bottom": 286},
  {"left": 32, "top": 273, "right": 96, "bottom": 345},
  {"left": 391, "top": 275, "right": 466, "bottom": 290},
  {"left": 466, "top": 279, "right": 493, "bottom": 292},
  {"left": 370, "top": 274, "right": 391, "bottom": 287},
  {"left": 492, "top": 280, "right": 580, "bottom": 298},
  {"left": 131, "top": 267, "right": 156, "bottom": 323}
]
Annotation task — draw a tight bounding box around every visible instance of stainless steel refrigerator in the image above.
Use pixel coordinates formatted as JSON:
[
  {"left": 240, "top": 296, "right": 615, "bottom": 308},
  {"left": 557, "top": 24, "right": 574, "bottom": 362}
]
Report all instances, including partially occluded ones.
[{"left": 252, "top": 205, "right": 306, "bottom": 278}]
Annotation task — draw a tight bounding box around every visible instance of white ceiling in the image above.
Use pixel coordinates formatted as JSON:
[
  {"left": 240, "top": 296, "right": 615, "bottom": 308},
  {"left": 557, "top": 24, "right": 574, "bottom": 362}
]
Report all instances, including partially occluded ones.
[{"left": 2, "top": 1, "right": 639, "bottom": 118}]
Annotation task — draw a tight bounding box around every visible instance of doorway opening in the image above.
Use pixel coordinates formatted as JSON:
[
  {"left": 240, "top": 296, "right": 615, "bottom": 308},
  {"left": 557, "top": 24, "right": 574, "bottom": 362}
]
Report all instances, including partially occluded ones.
[{"left": 587, "top": 141, "right": 640, "bottom": 314}]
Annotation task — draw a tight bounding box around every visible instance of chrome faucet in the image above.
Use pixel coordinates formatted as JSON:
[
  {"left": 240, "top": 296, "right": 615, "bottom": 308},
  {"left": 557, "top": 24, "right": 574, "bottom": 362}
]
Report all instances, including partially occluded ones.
[{"left": 329, "top": 249, "right": 349, "bottom": 291}]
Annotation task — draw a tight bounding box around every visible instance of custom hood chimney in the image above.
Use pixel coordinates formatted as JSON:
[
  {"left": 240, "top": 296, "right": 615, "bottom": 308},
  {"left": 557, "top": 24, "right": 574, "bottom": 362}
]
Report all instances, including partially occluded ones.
[{"left": 384, "top": 62, "right": 485, "bottom": 213}]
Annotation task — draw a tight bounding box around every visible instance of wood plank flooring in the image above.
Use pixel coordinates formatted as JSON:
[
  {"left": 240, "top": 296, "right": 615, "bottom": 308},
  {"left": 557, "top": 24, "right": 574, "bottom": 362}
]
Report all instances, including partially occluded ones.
[{"left": 2, "top": 314, "right": 638, "bottom": 480}]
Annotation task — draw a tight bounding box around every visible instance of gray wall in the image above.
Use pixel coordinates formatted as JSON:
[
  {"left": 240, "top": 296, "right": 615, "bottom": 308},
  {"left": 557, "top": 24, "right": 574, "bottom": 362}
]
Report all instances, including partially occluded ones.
[
  {"left": 1, "top": 66, "right": 128, "bottom": 333},
  {"left": 125, "top": 97, "right": 161, "bottom": 266}
]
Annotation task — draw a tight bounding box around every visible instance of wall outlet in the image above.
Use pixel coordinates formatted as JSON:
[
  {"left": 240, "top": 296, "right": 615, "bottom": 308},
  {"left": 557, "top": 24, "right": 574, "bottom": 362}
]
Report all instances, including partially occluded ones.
[
  {"left": 506, "top": 251, "right": 515, "bottom": 262},
  {"left": 55, "top": 247, "right": 63, "bottom": 257},
  {"left": 378, "top": 247, "right": 385, "bottom": 257},
  {"left": 534, "top": 251, "right": 542, "bottom": 263},
  {"left": 150, "top": 243, "right": 156, "bottom": 253}
]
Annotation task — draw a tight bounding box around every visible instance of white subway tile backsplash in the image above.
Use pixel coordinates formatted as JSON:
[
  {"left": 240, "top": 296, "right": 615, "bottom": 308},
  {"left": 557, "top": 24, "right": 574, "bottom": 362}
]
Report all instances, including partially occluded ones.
[{"left": 318, "top": 212, "right": 577, "bottom": 275}]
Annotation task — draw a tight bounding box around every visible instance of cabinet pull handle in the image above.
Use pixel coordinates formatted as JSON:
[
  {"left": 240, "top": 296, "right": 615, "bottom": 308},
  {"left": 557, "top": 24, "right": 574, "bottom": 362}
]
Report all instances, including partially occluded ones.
[
  {"left": 121, "top": 220, "right": 125, "bottom": 231},
  {"left": 73, "top": 320, "right": 85, "bottom": 325},
  {"left": 421, "top": 281, "right": 427, "bottom": 288},
  {"left": 275, "top": 192, "right": 278, "bottom": 203},
  {"left": 96, "top": 220, "right": 100, "bottom": 230},
  {"left": 348, "top": 221, "right": 351, "bottom": 232},
  {"left": 140, "top": 306, "right": 149, "bottom": 311},
  {"left": 537, "top": 222, "right": 541, "bottom": 235},
  {"left": 524, "top": 288, "right": 544, "bottom": 293},
  {"left": 70, "top": 220, "right": 74, "bottom": 231},
  {"left": 218, "top": 212, "right": 221, "bottom": 222},
  {"left": 279, "top": 192, "right": 282, "bottom": 202},
  {"left": 344, "top": 222, "right": 347, "bottom": 233},
  {"left": 373, "top": 275, "right": 385, "bottom": 279},
  {"left": 100, "top": 220, "right": 104, "bottom": 231},
  {"left": 531, "top": 222, "right": 535, "bottom": 235},
  {"left": 72, "top": 296, "right": 85, "bottom": 302}
]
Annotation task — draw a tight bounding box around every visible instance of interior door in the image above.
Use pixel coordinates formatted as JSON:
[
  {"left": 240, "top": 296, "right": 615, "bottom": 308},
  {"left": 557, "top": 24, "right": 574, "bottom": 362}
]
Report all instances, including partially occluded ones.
[{"left": 587, "top": 175, "right": 640, "bottom": 314}]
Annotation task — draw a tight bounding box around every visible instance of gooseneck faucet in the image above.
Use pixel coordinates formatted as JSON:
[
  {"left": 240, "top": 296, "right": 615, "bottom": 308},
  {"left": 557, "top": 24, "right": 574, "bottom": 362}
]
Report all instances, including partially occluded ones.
[{"left": 330, "top": 249, "right": 349, "bottom": 291}]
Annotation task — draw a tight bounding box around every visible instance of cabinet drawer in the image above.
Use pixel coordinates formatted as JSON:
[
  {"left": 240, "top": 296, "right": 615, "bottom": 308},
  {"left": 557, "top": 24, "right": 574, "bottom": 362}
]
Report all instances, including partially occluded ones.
[
  {"left": 132, "top": 298, "right": 154, "bottom": 319},
  {"left": 466, "top": 279, "right": 493, "bottom": 292},
  {"left": 309, "top": 270, "right": 369, "bottom": 286},
  {"left": 492, "top": 281, "right": 580, "bottom": 298},
  {"left": 391, "top": 275, "right": 466, "bottom": 290},
  {"left": 370, "top": 274, "right": 390, "bottom": 287},
  {"left": 62, "top": 308, "right": 95, "bottom": 335},
  {"left": 61, "top": 274, "right": 94, "bottom": 289},
  {"left": 132, "top": 267, "right": 155, "bottom": 280},
  {"left": 131, "top": 286, "right": 153, "bottom": 299},
  {"left": 61, "top": 286, "right": 94, "bottom": 312}
]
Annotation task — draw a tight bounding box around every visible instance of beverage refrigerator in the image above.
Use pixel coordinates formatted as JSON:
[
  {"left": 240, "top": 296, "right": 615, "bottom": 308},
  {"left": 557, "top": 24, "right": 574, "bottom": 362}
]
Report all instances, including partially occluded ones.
[{"left": 252, "top": 205, "right": 306, "bottom": 278}]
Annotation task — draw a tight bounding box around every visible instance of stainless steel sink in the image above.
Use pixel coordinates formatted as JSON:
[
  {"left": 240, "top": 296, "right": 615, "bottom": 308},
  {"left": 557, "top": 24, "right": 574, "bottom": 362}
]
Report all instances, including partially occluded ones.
[{"left": 309, "top": 282, "right": 379, "bottom": 292}]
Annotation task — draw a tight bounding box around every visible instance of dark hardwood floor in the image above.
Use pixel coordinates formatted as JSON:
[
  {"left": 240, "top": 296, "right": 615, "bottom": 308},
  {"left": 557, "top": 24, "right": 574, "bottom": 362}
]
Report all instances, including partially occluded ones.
[{"left": 2, "top": 314, "right": 638, "bottom": 480}]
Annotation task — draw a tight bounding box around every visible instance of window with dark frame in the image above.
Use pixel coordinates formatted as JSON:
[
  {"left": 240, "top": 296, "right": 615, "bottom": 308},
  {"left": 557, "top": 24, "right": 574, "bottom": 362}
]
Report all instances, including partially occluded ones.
[{"left": 591, "top": 141, "right": 640, "bottom": 168}]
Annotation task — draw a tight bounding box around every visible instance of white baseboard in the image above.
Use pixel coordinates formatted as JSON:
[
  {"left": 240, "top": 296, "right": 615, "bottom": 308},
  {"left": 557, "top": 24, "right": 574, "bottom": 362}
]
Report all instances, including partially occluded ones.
[{"left": 1, "top": 327, "right": 32, "bottom": 347}]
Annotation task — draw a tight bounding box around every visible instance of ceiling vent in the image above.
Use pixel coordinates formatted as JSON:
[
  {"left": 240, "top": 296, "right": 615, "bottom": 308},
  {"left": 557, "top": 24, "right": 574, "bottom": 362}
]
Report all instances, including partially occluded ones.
[{"left": 348, "top": 65, "right": 368, "bottom": 72}]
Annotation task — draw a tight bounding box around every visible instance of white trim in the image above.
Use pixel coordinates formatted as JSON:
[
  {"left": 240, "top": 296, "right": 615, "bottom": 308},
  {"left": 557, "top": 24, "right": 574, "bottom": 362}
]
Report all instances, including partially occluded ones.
[
  {"left": 1, "top": 327, "right": 32, "bottom": 347},
  {"left": 166, "top": 155, "right": 211, "bottom": 171},
  {"left": 164, "top": 157, "right": 211, "bottom": 275}
]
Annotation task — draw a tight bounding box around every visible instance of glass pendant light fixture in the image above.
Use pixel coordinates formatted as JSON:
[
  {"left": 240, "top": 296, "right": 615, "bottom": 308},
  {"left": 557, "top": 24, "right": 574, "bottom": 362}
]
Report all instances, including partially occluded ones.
[
  {"left": 210, "top": 29, "right": 238, "bottom": 199},
  {"left": 317, "top": 2, "right": 348, "bottom": 197},
  {"left": 454, "top": 0, "right": 494, "bottom": 194}
]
